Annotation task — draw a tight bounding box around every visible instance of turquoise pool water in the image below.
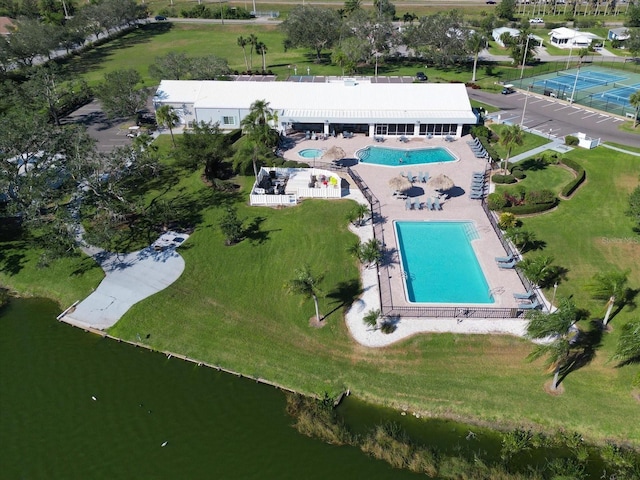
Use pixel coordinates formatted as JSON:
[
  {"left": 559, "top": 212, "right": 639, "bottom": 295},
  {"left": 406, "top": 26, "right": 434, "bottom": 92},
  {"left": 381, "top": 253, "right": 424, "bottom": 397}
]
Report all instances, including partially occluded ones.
[
  {"left": 394, "top": 221, "right": 493, "bottom": 304},
  {"left": 298, "top": 148, "right": 323, "bottom": 159},
  {"left": 357, "top": 146, "right": 456, "bottom": 166}
]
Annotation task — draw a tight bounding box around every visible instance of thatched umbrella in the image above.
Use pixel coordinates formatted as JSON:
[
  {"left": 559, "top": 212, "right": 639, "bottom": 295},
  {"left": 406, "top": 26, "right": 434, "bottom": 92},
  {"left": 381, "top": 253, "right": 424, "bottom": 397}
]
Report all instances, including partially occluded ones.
[
  {"left": 321, "top": 146, "right": 346, "bottom": 163},
  {"left": 427, "top": 174, "right": 455, "bottom": 191},
  {"left": 388, "top": 175, "right": 412, "bottom": 193}
]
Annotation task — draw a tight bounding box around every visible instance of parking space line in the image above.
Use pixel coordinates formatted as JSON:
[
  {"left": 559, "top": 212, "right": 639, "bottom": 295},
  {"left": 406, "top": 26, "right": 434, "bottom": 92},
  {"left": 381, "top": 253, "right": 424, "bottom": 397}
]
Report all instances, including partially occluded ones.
[
  {"left": 583, "top": 113, "right": 599, "bottom": 119},
  {"left": 597, "top": 117, "right": 611, "bottom": 124}
]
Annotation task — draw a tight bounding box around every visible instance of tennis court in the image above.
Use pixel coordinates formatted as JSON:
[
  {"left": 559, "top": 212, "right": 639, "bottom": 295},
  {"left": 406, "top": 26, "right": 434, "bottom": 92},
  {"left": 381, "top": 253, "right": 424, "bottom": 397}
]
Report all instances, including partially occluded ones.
[{"left": 512, "top": 65, "right": 640, "bottom": 117}]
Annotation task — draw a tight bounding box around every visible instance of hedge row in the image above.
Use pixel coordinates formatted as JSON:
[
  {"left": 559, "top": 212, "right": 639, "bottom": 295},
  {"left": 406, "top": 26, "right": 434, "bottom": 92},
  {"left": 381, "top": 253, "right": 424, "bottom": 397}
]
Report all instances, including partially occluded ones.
[
  {"left": 503, "top": 200, "right": 558, "bottom": 215},
  {"left": 559, "top": 158, "right": 586, "bottom": 198}
]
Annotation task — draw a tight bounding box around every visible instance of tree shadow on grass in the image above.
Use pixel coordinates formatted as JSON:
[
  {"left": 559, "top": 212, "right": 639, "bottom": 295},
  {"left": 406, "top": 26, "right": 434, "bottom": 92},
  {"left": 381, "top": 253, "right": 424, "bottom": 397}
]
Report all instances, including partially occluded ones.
[
  {"left": 325, "top": 278, "right": 363, "bottom": 319},
  {"left": 244, "top": 216, "right": 278, "bottom": 245},
  {"left": 518, "top": 158, "right": 549, "bottom": 172},
  {"left": 58, "top": 23, "right": 173, "bottom": 79},
  {"left": 558, "top": 319, "right": 603, "bottom": 384}
]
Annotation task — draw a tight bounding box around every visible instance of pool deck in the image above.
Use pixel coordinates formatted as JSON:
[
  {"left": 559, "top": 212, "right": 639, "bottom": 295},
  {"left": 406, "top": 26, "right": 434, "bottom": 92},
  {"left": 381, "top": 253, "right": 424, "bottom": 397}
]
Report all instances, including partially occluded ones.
[{"left": 285, "top": 134, "right": 536, "bottom": 344}]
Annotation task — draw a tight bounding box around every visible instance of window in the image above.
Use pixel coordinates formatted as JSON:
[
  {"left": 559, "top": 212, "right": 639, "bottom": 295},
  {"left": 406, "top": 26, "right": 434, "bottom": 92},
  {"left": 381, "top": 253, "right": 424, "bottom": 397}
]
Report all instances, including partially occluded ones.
[{"left": 222, "top": 116, "right": 236, "bottom": 126}]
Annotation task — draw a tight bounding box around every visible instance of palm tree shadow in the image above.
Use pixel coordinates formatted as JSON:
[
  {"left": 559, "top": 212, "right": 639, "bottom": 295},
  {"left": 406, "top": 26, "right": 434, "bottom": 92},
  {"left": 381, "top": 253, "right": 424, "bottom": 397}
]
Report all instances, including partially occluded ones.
[
  {"left": 558, "top": 319, "right": 604, "bottom": 384},
  {"left": 244, "top": 216, "right": 275, "bottom": 244},
  {"left": 324, "top": 279, "right": 363, "bottom": 319}
]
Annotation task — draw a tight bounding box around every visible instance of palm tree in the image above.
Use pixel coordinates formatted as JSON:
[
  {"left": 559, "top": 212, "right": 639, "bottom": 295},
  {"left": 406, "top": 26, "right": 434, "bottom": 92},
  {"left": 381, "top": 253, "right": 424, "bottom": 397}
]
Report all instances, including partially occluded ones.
[
  {"left": 237, "top": 36, "right": 249, "bottom": 71},
  {"left": 360, "top": 239, "right": 382, "bottom": 269},
  {"left": 350, "top": 203, "right": 370, "bottom": 227},
  {"left": 525, "top": 298, "right": 581, "bottom": 391},
  {"left": 518, "top": 255, "right": 555, "bottom": 288},
  {"left": 629, "top": 90, "right": 640, "bottom": 128},
  {"left": 505, "top": 227, "right": 537, "bottom": 253},
  {"left": 255, "top": 41, "right": 268, "bottom": 72},
  {"left": 585, "top": 269, "right": 630, "bottom": 326},
  {"left": 155, "top": 105, "right": 180, "bottom": 146},
  {"left": 248, "top": 33, "right": 258, "bottom": 71},
  {"left": 467, "top": 32, "right": 485, "bottom": 83},
  {"left": 286, "top": 265, "right": 324, "bottom": 323},
  {"left": 498, "top": 124, "right": 524, "bottom": 173},
  {"left": 612, "top": 319, "right": 640, "bottom": 365}
]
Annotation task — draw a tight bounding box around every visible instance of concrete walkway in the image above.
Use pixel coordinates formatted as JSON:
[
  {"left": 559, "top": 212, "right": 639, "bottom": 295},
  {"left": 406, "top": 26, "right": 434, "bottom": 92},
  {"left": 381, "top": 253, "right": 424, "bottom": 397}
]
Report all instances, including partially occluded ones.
[{"left": 61, "top": 231, "right": 190, "bottom": 331}]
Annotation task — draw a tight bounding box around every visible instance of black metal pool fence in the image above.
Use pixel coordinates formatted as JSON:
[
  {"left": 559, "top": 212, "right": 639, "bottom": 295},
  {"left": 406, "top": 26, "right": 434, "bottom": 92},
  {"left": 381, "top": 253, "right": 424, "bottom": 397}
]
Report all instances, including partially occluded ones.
[
  {"left": 346, "top": 167, "right": 531, "bottom": 320},
  {"left": 502, "top": 58, "right": 640, "bottom": 119}
]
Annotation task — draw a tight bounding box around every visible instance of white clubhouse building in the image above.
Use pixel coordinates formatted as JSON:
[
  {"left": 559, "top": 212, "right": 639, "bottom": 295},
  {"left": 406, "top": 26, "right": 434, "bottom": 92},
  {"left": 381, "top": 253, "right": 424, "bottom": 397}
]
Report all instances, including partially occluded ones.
[{"left": 154, "top": 79, "right": 478, "bottom": 139}]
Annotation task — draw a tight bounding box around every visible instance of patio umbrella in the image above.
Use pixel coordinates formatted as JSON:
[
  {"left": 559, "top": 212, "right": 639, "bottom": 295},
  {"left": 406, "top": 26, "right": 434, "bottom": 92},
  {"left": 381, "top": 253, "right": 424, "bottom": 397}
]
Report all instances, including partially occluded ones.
[
  {"left": 321, "top": 146, "right": 345, "bottom": 163},
  {"left": 427, "top": 174, "right": 454, "bottom": 191},
  {"left": 388, "top": 175, "right": 412, "bottom": 193}
]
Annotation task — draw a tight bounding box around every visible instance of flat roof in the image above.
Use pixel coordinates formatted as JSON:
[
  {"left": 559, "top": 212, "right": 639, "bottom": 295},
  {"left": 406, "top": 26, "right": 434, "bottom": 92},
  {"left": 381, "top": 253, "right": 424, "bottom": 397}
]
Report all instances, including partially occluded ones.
[{"left": 155, "top": 80, "right": 477, "bottom": 123}]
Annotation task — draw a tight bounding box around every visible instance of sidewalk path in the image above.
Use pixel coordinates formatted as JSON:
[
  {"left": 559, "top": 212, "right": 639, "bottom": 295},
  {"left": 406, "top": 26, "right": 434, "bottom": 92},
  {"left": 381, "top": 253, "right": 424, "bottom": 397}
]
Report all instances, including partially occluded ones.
[{"left": 62, "top": 231, "right": 189, "bottom": 331}]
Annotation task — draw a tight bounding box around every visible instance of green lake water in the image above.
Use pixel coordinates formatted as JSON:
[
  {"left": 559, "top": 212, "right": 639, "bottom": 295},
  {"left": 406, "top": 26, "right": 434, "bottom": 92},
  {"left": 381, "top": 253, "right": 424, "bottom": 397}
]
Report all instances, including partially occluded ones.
[
  {"left": 0, "top": 298, "right": 420, "bottom": 479},
  {"left": 1, "top": 298, "right": 628, "bottom": 479}
]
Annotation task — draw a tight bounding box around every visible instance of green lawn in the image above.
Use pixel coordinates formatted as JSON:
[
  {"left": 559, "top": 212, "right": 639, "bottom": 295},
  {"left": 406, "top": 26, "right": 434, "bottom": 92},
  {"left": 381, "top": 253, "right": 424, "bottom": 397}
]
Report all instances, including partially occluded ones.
[
  {"left": 496, "top": 158, "right": 575, "bottom": 196},
  {"left": 100, "top": 145, "right": 638, "bottom": 446},
  {"left": 489, "top": 123, "right": 553, "bottom": 158},
  {"left": 58, "top": 22, "right": 522, "bottom": 89}
]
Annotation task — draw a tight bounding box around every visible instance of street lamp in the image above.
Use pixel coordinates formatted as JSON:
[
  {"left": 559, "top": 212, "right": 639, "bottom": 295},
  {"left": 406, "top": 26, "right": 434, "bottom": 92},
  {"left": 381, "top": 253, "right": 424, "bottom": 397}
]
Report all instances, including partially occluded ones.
[
  {"left": 566, "top": 29, "right": 579, "bottom": 69},
  {"left": 569, "top": 65, "right": 581, "bottom": 104},
  {"left": 519, "top": 33, "right": 531, "bottom": 80},
  {"left": 520, "top": 84, "right": 532, "bottom": 126}
]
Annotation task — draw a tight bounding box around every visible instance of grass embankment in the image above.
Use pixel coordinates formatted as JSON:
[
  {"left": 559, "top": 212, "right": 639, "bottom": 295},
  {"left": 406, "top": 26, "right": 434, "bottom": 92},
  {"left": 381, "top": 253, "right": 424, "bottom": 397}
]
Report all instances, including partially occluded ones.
[
  {"left": 60, "top": 22, "right": 520, "bottom": 89},
  {"left": 105, "top": 144, "right": 640, "bottom": 445},
  {"left": 495, "top": 157, "right": 575, "bottom": 197}
]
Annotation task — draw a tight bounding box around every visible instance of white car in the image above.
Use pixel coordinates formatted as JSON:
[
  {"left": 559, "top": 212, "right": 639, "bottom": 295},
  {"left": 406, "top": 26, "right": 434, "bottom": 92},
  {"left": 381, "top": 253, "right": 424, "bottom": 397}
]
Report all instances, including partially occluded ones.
[{"left": 529, "top": 18, "right": 544, "bottom": 24}]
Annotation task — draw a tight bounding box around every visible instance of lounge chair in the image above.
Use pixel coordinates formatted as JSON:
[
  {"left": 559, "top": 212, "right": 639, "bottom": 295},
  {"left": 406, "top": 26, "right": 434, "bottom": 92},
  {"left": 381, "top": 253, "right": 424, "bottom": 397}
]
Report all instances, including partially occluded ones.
[
  {"left": 405, "top": 198, "right": 412, "bottom": 210},
  {"left": 472, "top": 171, "right": 486, "bottom": 177},
  {"left": 498, "top": 259, "right": 517, "bottom": 269},
  {"left": 412, "top": 197, "right": 419, "bottom": 210},
  {"left": 399, "top": 135, "right": 408, "bottom": 143},
  {"left": 495, "top": 254, "right": 514, "bottom": 263},
  {"left": 469, "top": 192, "right": 485, "bottom": 199},
  {"left": 417, "top": 171, "right": 424, "bottom": 183},
  {"left": 426, "top": 197, "right": 433, "bottom": 210},
  {"left": 433, "top": 197, "right": 442, "bottom": 210},
  {"left": 406, "top": 171, "right": 415, "bottom": 182},
  {"left": 518, "top": 300, "right": 540, "bottom": 310},
  {"left": 513, "top": 289, "right": 535, "bottom": 300}
]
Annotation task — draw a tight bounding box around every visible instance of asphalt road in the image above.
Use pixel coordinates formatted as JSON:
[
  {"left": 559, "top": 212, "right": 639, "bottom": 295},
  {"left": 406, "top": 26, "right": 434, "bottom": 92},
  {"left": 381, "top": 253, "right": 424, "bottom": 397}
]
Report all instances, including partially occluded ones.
[{"left": 468, "top": 88, "right": 640, "bottom": 147}]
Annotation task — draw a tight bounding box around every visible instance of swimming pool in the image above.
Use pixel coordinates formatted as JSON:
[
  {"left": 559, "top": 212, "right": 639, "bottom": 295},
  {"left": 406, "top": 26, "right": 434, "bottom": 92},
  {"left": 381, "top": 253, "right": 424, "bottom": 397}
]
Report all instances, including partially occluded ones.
[
  {"left": 394, "top": 221, "right": 493, "bottom": 304},
  {"left": 357, "top": 146, "right": 456, "bottom": 166},
  {"left": 298, "top": 148, "right": 324, "bottom": 159}
]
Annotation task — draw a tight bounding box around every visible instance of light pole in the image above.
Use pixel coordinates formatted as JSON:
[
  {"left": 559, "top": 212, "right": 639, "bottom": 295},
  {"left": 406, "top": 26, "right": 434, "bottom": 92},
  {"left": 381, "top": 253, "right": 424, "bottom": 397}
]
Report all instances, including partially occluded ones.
[
  {"left": 520, "top": 85, "right": 531, "bottom": 126},
  {"left": 520, "top": 33, "right": 531, "bottom": 80},
  {"left": 569, "top": 65, "right": 581, "bottom": 104},
  {"left": 551, "top": 282, "right": 558, "bottom": 309},
  {"left": 566, "top": 29, "right": 578, "bottom": 69}
]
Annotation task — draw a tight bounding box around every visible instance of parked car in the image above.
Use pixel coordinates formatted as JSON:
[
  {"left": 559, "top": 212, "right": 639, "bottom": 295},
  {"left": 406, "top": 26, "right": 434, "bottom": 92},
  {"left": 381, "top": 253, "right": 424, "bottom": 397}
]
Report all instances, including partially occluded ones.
[
  {"left": 486, "top": 1, "right": 497, "bottom": 4},
  {"left": 501, "top": 84, "right": 515, "bottom": 95},
  {"left": 155, "top": 15, "right": 167, "bottom": 21},
  {"left": 529, "top": 17, "right": 544, "bottom": 23},
  {"left": 416, "top": 72, "right": 427, "bottom": 82}
]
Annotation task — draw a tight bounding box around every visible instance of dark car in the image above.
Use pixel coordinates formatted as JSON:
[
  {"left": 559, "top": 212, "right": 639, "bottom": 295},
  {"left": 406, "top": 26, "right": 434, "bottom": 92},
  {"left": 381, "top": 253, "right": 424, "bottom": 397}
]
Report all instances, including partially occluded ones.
[
  {"left": 154, "top": 15, "right": 167, "bottom": 21},
  {"left": 486, "top": 1, "right": 497, "bottom": 4},
  {"left": 416, "top": 72, "right": 427, "bottom": 82}
]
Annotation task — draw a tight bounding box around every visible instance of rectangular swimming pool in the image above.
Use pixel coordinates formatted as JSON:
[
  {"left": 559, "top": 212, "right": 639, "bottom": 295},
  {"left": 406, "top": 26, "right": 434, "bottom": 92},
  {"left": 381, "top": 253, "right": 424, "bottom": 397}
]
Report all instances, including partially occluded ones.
[
  {"left": 394, "top": 221, "right": 493, "bottom": 304},
  {"left": 357, "top": 146, "right": 456, "bottom": 166}
]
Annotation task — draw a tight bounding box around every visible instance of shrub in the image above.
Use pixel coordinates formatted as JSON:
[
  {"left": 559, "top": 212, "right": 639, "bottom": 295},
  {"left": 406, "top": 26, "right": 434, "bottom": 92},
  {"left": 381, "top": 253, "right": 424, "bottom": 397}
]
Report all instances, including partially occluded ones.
[
  {"left": 565, "top": 135, "right": 579, "bottom": 146},
  {"left": 471, "top": 125, "right": 491, "bottom": 139},
  {"left": 503, "top": 201, "right": 557, "bottom": 215},
  {"left": 498, "top": 212, "right": 517, "bottom": 230},
  {"left": 525, "top": 189, "right": 556, "bottom": 205},
  {"left": 492, "top": 174, "right": 517, "bottom": 184},
  {"left": 512, "top": 170, "right": 526, "bottom": 180},
  {"left": 487, "top": 192, "right": 508, "bottom": 210},
  {"left": 559, "top": 158, "right": 586, "bottom": 197}
]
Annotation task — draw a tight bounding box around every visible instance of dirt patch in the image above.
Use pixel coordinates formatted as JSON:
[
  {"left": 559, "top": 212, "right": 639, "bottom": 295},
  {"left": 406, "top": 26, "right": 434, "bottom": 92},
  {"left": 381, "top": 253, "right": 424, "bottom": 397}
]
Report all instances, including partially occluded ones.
[
  {"left": 632, "top": 389, "right": 640, "bottom": 403},
  {"left": 309, "top": 315, "right": 326, "bottom": 328},
  {"left": 543, "top": 380, "right": 565, "bottom": 396}
]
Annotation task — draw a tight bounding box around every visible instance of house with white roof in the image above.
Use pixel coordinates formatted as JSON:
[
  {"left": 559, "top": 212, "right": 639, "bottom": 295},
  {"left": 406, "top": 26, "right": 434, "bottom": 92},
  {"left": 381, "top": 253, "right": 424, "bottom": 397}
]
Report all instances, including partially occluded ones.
[
  {"left": 549, "top": 27, "right": 600, "bottom": 49},
  {"left": 492, "top": 27, "right": 520, "bottom": 47},
  {"left": 608, "top": 27, "right": 630, "bottom": 42},
  {"left": 154, "top": 79, "right": 478, "bottom": 139}
]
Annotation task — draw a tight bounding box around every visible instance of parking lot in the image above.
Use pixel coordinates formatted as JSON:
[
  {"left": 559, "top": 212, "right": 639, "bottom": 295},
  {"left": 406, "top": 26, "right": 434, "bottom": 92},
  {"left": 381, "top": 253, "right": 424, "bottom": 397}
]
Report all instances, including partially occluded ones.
[{"left": 63, "top": 100, "right": 137, "bottom": 153}]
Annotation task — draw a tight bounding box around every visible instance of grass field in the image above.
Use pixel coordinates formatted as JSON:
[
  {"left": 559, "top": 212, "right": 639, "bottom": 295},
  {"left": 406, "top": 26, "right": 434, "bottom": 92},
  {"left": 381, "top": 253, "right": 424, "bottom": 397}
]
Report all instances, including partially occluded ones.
[
  {"left": 99, "top": 144, "right": 640, "bottom": 446},
  {"left": 496, "top": 158, "right": 575, "bottom": 196},
  {"left": 60, "top": 22, "right": 520, "bottom": 89}
]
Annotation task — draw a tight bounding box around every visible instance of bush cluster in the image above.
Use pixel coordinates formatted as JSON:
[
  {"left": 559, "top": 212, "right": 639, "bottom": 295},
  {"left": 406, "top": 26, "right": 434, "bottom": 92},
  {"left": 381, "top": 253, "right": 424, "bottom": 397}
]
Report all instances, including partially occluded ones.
[
  {"left": 503, "top": 200, "right": 557, "bottom": 215},
  {"left": 492, "top": 174, "right": 517, "bottom": 184},
  {"left": 565, "top": 135, "right": 579, "bottom": 146}
]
